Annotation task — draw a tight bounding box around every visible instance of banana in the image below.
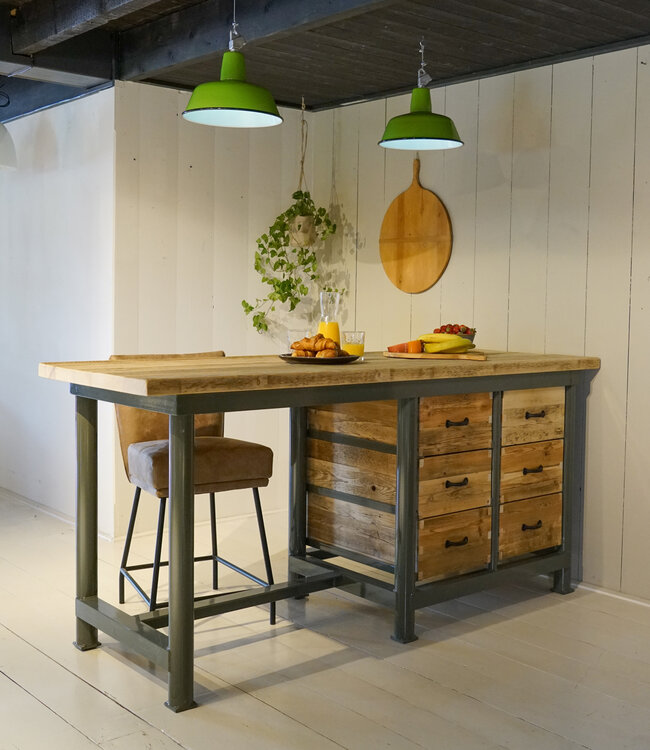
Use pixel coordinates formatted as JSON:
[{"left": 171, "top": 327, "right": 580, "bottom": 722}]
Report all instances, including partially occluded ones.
[
  {"left": 419, "top": 333, "right": 472, "bottom": 346},
  {"left": 423, "top": 340, "right": 475, "bottom": 353}
]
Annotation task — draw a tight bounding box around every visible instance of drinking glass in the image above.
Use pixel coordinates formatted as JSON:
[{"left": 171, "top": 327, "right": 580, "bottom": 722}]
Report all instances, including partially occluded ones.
[{"left": 342, "top": 330, "right": 365, "bottom": 360}]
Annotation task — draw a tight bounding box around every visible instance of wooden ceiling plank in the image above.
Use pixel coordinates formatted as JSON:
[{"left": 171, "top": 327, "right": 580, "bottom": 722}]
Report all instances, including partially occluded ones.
[
  {"left": 11, "top": 0, "right": 164, "bottom": 55},
  {"left": 118, "top": 0, "right": 400, "bottom": 80}
]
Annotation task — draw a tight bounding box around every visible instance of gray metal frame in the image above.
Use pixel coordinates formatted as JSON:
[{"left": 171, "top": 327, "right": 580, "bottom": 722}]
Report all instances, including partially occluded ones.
[{"left": 70, "top": 366, "right": 595, "bottom": 711}]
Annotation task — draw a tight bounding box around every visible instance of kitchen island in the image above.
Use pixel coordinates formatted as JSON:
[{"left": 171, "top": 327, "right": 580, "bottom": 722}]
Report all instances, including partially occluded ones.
[{"left": 39, "top": 350, "right": 599, "bottom": 711}]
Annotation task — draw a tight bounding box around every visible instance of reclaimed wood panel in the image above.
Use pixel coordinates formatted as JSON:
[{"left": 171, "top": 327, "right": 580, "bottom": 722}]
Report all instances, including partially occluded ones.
[
  {"left": 500, "top": 439, "right": 564, "bottom": 503},
  {"left": 418, "top": 506, "right": 491, "bottom": 581},
  {"left": 307, "top": 492, "right": 395, "bottom": 564},
  {"left": 499, "top": 492, "right": 563, "bottom": 561},
  {"left": 308, "top": 401, "right": 397, "bottom": 445},
  {"left": 501, "top": 387, "right": 565, "bottom": 445},
  {"left": 419, "top": 449, "right": 491, "bottom": 518},
  {"left": 419, "top": 392, "right": 493, "bottom": 456},
  {"left": 307, "top": 438, "right": 396, "bottom": 506}
]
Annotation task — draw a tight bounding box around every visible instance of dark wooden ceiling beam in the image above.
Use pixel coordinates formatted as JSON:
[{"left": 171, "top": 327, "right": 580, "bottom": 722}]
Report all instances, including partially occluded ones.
[
  {"left": 118, "top": 0, "right": 400, "bottom": 80},
  {"left": 11, "top": 0, "right": 164, "bottom": 55}
]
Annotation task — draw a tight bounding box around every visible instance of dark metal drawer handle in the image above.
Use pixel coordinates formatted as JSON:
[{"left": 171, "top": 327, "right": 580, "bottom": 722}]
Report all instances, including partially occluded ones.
[
  {"left": 445, "top": 477, "right": 469, "bottom": 488},
  {"left": 445, "top": 536, "right": 469, "bottom": 548},
  {"left": 522, "top": 520, "right": 543, "bottom": 531},
  {"left": 523, "top": 465, "right": 544, "bottom": 475},
  {"left": 525, "top": 410, "right": 546, "bottom": 419},
  {"left": 446, "top": 417, "right": 469, "bottom": 428}
]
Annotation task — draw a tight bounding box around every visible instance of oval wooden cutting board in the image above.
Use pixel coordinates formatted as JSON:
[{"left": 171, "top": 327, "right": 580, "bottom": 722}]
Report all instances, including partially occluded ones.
[{"left": 379, "top": 158, "right": 452, "bottom": 294}]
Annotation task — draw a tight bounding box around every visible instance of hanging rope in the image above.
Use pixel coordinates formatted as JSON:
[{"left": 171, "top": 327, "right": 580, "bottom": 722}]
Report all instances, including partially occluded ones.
[{"left": 298, "top": 96, "right": 308, "bottom": 192}]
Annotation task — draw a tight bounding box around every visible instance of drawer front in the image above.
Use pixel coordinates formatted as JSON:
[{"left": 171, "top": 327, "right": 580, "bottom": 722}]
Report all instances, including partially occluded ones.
[
  {"left": 500, "top": 440, "right": 563, "bottom": 503},
  {"left": 307, "top": 438, "right": 397, "bottom": 506},
  {"left": 307, "top": 492, "right": 395, "bottom": 564},
  {"left": 419, "top": 449, "right": 491, "bottom": 518},
  {"left": 308, "top": 401, "right": 397, "bottom": 445},
  {"left": 502, "top": 387, "right": 564, "bottom": 446},
  {"left": 418, "top": 506, "right": 491, "bottom": 581},
  {"left": 420, "top": 392, "right": 493, "bottom": 456},
  {"left": 498, "top": 493, "right": 562, "bottom": 561}
]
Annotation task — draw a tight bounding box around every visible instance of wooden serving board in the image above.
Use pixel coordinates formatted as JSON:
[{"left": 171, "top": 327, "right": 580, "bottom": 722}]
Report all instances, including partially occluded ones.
[
  {"left": 383, "top": 350, "right": 487, "bottom": 361},
  {"left": 379, "top": 158, "right": 452, "bottom": 294}
]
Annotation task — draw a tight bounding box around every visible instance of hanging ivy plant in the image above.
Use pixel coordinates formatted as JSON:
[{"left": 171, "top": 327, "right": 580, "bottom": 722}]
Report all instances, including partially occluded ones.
[{"left": 241, "top": 189, "right": 336, "bottom": 333}]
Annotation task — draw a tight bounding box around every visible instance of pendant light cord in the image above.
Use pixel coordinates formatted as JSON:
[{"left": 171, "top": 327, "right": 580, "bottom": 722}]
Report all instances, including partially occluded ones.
[{"left": 298, "top": 96, "right": 308, "bottom": 192}]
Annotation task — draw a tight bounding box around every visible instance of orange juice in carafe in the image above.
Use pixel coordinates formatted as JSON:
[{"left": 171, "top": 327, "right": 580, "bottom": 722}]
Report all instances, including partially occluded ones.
[
  {"left": 318, "top": 291, "right": 341, "bottom": 346},
  {"left": 317, "top": 320, "right": 340, "bottom": 345}
]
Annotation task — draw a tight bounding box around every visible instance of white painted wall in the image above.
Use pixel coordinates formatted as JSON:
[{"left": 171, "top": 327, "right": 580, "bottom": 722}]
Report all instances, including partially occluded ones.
[{"left": 0, "top": 90, "right": 115, "bottom": 535}]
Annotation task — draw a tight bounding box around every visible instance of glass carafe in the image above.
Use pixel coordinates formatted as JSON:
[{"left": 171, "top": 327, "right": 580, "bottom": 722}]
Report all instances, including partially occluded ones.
[{"left": 317, "top": 290, "right": 341, "bottom": 346}]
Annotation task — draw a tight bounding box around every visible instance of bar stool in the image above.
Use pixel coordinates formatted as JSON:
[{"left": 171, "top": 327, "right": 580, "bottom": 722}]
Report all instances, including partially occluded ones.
[{"left": 112, "top": 352, "right": 275, "bottom": 623}]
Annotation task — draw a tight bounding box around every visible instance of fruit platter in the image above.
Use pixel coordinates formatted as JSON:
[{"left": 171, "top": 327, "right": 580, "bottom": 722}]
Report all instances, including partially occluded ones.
[{"left": 384, "top": 323, "right": 485, "bottom": 360}]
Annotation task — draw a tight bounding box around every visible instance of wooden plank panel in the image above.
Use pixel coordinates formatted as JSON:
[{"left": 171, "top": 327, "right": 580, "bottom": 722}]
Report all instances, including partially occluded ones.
[
  {"left": 307, "top": 492, "right": 395, "bottom": 563},
  {"left": 621, "top": 44, "right": 650, "bottom": 599},
  {"left": 419, "top": 449, "right": 491, "bottom": 518},
  {"left": 357, "top": 94, "right": 412, "bottom": 350},
  {"left": 545, "top": 57, "right": 592, "bottom": 356},
  {"left": 418, "top": 506, "right": 491, "bottom": 581},
  {"left": 136, "top": 83, "right": 179, "bottom": 353},
  {"left": 500, "top": 440, "right": 564, "bottom": 503},
  {"left": 308, "top": 401, "right": 397, "bottom": 444},
  {"left": 307, "top": 438, "right": 397, "bottom": 505},
  {"left": 438, "top": 80, "right": 479, "bottom": 328},
  {"left": 176, "top": 89, "right": 215, "bottom": 353},
  {"left": 583, "top": 48, "right": 637, "bottom": 590},
  {"left": 499, "top": 492, "right": 562, "bottom": 560},
  {"left": 501, "top": 387, "right": 565, "bottom": 445},
  {"left": 473, "top": 73, "right": 514, "bottom": 352},
  {"left": 419, "top": 392, "right": 493, "bottom": 455},
  {"left": 327, "top": 103, "right": 360, "bottom": 337},
  {"left": 508, "top": 66, "right": 552, "bottom": 354}
]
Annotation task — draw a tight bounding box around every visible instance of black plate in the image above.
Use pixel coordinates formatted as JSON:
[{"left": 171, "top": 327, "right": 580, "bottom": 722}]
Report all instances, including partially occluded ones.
[{"left": 279, "top": 353, "right": 359, "bottom": 365}]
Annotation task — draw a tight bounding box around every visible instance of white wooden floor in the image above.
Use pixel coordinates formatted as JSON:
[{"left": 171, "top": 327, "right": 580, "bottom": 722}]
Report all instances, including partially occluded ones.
[{"left": 1, "top": 492, "right": 650, "bottom": 750}]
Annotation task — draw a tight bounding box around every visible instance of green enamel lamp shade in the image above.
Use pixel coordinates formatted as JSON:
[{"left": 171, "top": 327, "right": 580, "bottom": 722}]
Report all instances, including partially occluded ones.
[
  {"left": 183, "top": 51, "right": 282, "bottom": 128},
  {"left": 379, "top": 87, "right": 462, "bottom": 150}
]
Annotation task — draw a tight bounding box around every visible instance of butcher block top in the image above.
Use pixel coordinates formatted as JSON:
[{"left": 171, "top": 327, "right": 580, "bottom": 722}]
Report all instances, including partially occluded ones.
[{"left": 39, "top": 351, "right": 601, "bottom": 398}]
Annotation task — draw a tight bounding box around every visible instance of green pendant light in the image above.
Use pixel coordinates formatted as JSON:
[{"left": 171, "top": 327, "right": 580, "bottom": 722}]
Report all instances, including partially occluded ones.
[
  {"left": 182, "top": 1, "right": 282, "bottom": 128},
  {"left": 379, "top": 40, "right": 462, "bottom": 151}
]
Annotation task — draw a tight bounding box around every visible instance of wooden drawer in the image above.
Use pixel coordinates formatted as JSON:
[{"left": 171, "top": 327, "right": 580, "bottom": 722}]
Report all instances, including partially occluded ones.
[
  {"left": 418, "top": 507, "right": 491, "bottom": 581},
  {"left": 307, "top": 492, "right": 395, "bottom": 564},
  {"left": 308, "top": 401, "right": 397, "bottom": 444},
  {"left": 307, "top": 438, "right": 397, "bottom": 506},
  {"left": 498, "top": 493, "right": 562, "bottom": 561},
  {"left": 419, "top": 449, "right": 491, "bottom": 518},
  {"left": 502, "top": 387, "right": 564, "bottom": 446},
  {"left": 500, "top": 439, "right": 563, "bottom": 503},
  {"left": 419, "top": 392, "right": 493, "bottom": 456}
]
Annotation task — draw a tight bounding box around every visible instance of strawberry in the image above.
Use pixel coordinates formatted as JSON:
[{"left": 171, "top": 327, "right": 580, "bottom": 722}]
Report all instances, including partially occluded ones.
[{"left": 452, "top": 324, "right": 460, "bottom": 333}]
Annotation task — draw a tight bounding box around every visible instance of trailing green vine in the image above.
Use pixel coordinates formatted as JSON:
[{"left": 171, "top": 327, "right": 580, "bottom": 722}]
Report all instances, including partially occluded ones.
[{"left": 241, "top": 189, "right": 336, "bottom": 333}]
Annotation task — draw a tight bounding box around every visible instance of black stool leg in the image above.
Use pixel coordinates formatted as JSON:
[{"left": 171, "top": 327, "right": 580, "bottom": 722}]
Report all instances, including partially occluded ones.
[
  {"left": 209, "top": 492, "right": 218, "bottom": 590},
  {"left": 149, "top": 496, "right": 167, "bottom": 611},
  {"left": 252, "top": 487, "right": 275, "bottom": 625},
  {"left": 119, "top": 487, "right": 141, "bottom": 604}
]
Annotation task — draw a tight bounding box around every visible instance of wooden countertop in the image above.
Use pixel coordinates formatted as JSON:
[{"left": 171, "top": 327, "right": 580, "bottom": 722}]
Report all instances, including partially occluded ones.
[{"left": 39, "top": 351, "right": 601, "bottom": 398}]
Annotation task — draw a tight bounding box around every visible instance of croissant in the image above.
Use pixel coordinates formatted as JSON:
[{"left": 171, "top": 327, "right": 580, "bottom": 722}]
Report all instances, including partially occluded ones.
[
  {"left": 291, "top": 334, "right": 323, "bottom": 351},
  {"left": 292, "top": 349, "right": 315, "bottom": 357},
  {"left": 315, "top": 348, "right": 340, "bottom": 358},
  {"left": 314, "top": 337, "right": 338, "bottom": 351}
]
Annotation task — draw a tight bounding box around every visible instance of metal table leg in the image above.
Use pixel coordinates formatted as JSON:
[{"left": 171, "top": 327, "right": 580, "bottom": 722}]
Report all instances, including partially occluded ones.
[
  {"left": 74, "top": 396, "right": 100, "bottom": 651},
  {"left": 289, "top": 407, "right": 307, "bottom": 586},
  {"left": 166, "top": 414, "right": 196, "bottom": 712},
  {"left": 393, "top": 397, "right": 419, "bottom": 643}
]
